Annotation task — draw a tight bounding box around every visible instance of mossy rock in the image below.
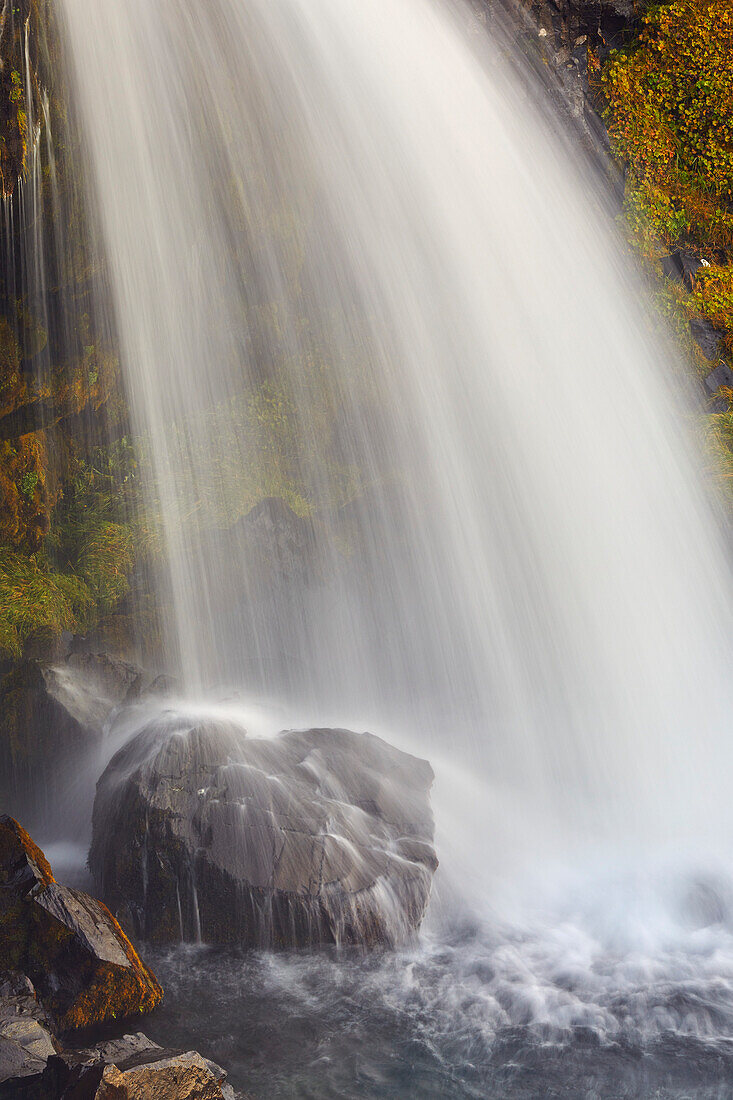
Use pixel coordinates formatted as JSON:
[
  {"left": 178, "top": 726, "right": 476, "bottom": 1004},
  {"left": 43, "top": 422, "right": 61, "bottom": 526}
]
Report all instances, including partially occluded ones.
[{"left": 0, "top": 815, "right": 162, "bottom": 1034}]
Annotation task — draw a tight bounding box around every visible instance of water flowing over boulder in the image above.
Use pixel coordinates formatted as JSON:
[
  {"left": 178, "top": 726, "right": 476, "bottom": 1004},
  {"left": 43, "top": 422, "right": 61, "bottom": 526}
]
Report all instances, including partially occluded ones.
[
  {"left": 0, "top": 653, "right": 145, "bottom": 835},
  {"left": 0, "top": 815, "right": 162, "bottom": 1033},
  {"left": 90, "top": 711, "right": 438, "bottom": 948}
]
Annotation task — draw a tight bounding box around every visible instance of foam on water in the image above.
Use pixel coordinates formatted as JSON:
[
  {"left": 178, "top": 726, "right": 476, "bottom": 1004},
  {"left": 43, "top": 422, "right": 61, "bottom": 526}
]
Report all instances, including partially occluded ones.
[{"left": 146, "top": 898, "right": 733, "bottom": 1097}]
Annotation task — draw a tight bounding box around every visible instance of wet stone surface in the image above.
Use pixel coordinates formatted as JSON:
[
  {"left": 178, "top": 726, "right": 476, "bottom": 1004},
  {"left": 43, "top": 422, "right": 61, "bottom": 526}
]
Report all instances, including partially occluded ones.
[{"left": 91, "top": 713, "right": 438, "bottom": 949}]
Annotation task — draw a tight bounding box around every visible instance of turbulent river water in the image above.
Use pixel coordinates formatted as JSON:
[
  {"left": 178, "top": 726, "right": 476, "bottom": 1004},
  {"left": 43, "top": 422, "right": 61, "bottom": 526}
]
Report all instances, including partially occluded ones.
[
  {"left": 49, "top": 0, "right": 733, "bottom": 1095},
  {"left": 47, "top": 828, "right": 733, "bottom": 1098},
  {"left": 144, "top": 905, "right": 733, "bottom": 1098}
]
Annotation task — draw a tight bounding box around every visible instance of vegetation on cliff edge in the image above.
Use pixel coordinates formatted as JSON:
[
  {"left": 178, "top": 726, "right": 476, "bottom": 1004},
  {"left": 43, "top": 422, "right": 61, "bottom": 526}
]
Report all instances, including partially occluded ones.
[{"left": 602, "top": 0, "right": 733, "bottom": 346}]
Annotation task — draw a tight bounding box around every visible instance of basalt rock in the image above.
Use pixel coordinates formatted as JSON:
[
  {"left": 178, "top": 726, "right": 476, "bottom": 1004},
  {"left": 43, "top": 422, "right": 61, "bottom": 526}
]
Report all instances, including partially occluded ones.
[
  {"left": 0, "top": 653, "right": 145, "bottom": 834},
  {"left": 91, "top": 712, "right": 438, "bottom": 948},
  {"left": 519, "top": 0, "right": 637, "bottom": 48},
  {"left": 0, "top": 816, "right": 162, "bottom": 1034}
]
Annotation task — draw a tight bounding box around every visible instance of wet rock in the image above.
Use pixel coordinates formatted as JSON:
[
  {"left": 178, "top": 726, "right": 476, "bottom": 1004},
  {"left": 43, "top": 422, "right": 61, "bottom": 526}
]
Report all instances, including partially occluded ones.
[
  {"left": 216, "top": 498, "right": 319, "bottom": 687},
  {"left": 689, "top": 318, "right": 725, "bottom": 363},
  {"left": 0, "top": 973, "right": 56, "bottom": 1098},
  {"left": 705, "top": 359, "right": 733, "bottom": 393},
  {"left": 681, "top": 877, "right": 733, "bottom": 930},
  {"left": 0, "top": 654, "right": 145, "bottom": 835},
  {"left": 93, "top": 1049, "right": 234, "bottom": 1100},
  {"left": 231, "top": 497, "right": 318, "bottom": 585},
  {"left": 139, "top": 673, "right": 179, "bottom": 701},
  {"left": 0, "top": 816, "right": 162, "bottom": 1033},
  {"left": 660, "top": 253, "right": 685, "bottom": 283},
  {"left": 661, "top": 250, "right": 706, "bottom": 290},
  {"left": 519, "top": 0, "right": 636, "bottom": 47},
  {"left": 43, "top": 1036, "right": 236, "bottom": 1100},
  {"left": 91, "top": 712, "right": 438, "bottom": 948},
  {"left": 1, "top": 1026, "right": 238, "bottom": 1100}
]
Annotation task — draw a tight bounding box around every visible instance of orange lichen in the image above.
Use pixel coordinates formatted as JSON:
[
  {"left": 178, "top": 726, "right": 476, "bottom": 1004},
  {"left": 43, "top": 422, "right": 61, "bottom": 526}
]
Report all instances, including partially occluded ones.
[
  {"left": 0, "top": 816, "right": 163, "bottom": 1033},
  {"left": 0, "top": 814, "right": 55, "bottom": 884}
]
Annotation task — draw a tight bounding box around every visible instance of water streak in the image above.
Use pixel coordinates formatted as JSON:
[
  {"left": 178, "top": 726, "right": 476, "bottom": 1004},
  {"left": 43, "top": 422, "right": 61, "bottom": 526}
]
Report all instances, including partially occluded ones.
[{"left": 54, "top": 0, "right": 733, "bottom": 885}]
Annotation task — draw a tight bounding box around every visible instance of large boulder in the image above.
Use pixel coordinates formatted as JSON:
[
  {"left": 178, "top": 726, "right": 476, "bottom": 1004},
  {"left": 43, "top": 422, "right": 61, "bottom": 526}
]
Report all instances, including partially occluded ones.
[
  {"left": 0, "top": 816, "right": 162, "bottom": 1033},
  {"left": 0, "top": 653, "right": 145, "bottom": 835},
  {"left": 90, "top": 711, "right": 437, "bottom": 947}
]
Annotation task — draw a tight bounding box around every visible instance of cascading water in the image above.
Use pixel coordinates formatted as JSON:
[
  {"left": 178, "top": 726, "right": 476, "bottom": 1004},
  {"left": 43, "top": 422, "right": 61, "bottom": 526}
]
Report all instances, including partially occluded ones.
[
  {"left": 55, "top": 0, "right": 733, "bottom": 852},
  {"left": 51, "top": 0, "right": 733, "bottom": 1094}
]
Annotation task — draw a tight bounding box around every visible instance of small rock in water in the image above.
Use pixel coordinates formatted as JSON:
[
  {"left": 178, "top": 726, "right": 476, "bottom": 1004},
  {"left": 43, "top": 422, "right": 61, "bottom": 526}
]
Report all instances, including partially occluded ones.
[{"left": 91, "top": 713, "right": 438, "bottom": 948}]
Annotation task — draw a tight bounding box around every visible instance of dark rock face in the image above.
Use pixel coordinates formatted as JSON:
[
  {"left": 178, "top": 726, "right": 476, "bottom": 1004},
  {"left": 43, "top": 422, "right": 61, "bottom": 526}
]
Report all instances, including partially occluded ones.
[
  {"left": 0, "top": 654, "right": 144, "bottom": 835},
  {"left": 230, "top": 497, "right": 318, "bottom": 587},
  {"left": 0, "top": 816, "right": 162, "bottom": 1033},
  {"left": 91, "top": 712, "right": 438, "bottom": 948},
  {"left": 518, "top": 0, "right": 636, "bottom": 47}
]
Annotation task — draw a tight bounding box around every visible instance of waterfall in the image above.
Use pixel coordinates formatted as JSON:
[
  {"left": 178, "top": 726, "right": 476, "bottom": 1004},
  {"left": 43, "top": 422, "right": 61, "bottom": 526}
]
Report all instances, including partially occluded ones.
[{"left": 54, "top": 0, "right": 733, "bottom": 878}]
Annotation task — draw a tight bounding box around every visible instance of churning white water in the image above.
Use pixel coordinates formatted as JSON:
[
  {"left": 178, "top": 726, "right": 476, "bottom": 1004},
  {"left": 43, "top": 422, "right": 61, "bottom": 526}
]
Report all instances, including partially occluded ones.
[{"left": 53, "top": 2, "right": 733, "bottom": 1085}]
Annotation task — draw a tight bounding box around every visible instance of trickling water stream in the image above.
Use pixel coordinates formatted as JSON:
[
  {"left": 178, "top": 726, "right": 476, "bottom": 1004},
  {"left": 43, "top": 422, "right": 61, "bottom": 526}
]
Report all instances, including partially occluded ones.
[{"left": 52, "top": 0, "right": 733, "bottom": 1094}]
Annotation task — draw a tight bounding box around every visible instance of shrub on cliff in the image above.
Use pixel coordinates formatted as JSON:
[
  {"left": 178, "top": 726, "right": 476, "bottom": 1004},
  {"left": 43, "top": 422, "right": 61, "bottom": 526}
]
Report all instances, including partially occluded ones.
[{"left": 603, "top": 0, "right": 733, "bottom": 261}]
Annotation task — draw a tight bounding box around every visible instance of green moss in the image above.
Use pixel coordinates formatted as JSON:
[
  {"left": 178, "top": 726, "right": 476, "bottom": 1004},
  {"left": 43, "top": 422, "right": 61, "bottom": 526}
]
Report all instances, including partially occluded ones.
[
  {"left": 603, "top": 0, "right": 733, "bottom": 255},
  {"left": 693, "top": 263, "right": 733, "bottom": 352},
  {"left": 602, "top": 0, "right": 733, "bottom": 491},
  {"left": 19, "top": 471, "right": 38, "bottom": 499},
  {"left": 77, "top": 522, "right": 134, "bottom": 612},
  {"left": 0, "top": 438, "right": 140, "bottom": 657},
  {"left": 602, "top": 0, "right": 733, "bottom": 279},
  {"left": 0, "top": 549, "right": 94, "bottom": 658}
]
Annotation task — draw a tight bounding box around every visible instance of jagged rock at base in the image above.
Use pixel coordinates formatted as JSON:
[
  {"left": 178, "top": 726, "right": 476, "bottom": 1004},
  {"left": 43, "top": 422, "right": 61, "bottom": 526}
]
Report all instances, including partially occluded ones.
[
  {"left": 43, "top": 1035, "right": 237, "bottom": 1100},
  {"left": 0, "top": 815, "right": 162, "bottom": 1033},
  {"left": 0, "top": 653, "right": 145, "bottom": 835},
  {"left": 91, "top": 713, "right": 438, "bottom": 948},
  {"left": 0, "top": 972, "right": 57, "bottom": 1098},
  {"left": 0, "top": 1015, "right": 238, "bottom": 1100}
]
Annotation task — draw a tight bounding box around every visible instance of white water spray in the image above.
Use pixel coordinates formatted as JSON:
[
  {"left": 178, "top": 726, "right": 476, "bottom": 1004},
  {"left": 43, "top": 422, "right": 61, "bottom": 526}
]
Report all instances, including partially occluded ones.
[{"left": 55, "top": 0, "right": 733, "bottom": 891}]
